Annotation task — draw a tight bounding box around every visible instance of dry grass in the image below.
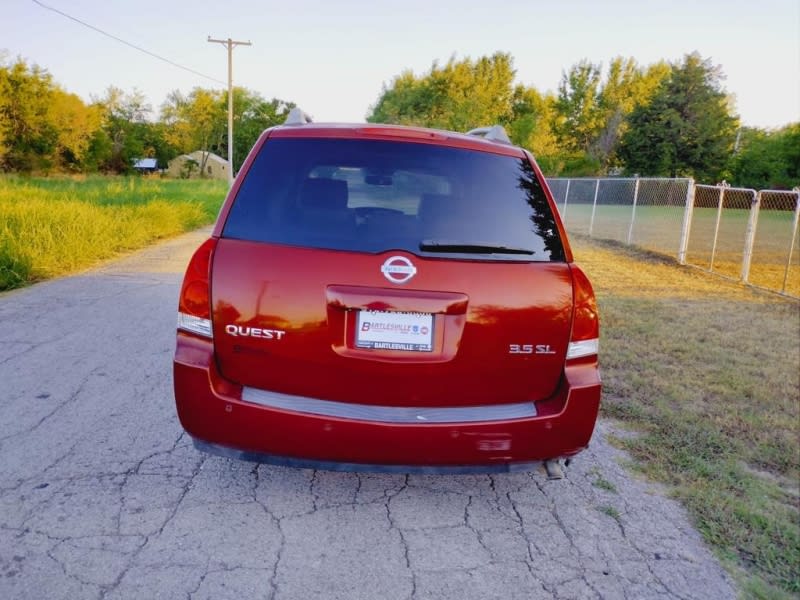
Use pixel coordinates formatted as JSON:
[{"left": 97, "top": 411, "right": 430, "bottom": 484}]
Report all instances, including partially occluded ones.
[
  {"left": 0, "top": 176, "right": 227, "bottom": 290},
  {"left": 561, "top": 204, "right": 800, "bottom": 297},
  {"left": 572, "top": 236, "right": 800, "bottom": 597}
]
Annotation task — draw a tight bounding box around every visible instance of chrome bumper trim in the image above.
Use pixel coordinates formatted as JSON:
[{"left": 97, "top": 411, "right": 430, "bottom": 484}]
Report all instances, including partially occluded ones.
[{"left": 241, "top": 386, "right": 537, "bottom": 423}]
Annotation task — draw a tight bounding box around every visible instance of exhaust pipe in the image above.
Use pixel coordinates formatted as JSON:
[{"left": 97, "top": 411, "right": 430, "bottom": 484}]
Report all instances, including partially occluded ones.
[{"left": 543, "top": 459, "right": 564, "bottom": 480}]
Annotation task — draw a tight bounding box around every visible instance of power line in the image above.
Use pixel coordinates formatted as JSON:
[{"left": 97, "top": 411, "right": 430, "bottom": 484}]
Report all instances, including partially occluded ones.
[{"left": 30, "top": 0, "right": 225, "bottom": 85}]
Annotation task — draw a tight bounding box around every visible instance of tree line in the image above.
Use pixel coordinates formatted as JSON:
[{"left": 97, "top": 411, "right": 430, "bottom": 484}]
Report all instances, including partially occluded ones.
[
  {"left": 1, "top": 52, "right": 797, "bottom": 188},
  {"left": 0, "top": 57, "right": 294, "bottom": 175},
  {"left": 369, "top": 52, "right": 798, "bottom": 189}
]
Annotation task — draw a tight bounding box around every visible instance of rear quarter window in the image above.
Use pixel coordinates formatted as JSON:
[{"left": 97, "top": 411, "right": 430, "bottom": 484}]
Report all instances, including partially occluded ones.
[{"left": 222, "top": 137, "right": 565, "bottom": 262}]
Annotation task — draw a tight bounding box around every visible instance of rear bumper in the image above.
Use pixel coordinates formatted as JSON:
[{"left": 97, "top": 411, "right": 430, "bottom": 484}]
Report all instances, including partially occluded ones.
[{"left": 173, "top": 332, "right": 601, "bottom": 471}]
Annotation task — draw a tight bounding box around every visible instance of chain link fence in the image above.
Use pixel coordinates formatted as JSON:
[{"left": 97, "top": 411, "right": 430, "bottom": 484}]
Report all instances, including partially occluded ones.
[
  {"left": 547, "top": 178, "right": 800, "bottom": 298},
  {"left": 687, "top": 185, "right": 757, "bottom": 281},
  {"left": 749, "top": 190, "right": 800, "bottom": 295}
]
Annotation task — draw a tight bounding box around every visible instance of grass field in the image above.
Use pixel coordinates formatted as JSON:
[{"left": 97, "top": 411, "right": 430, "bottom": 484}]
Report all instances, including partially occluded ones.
[
  {"left": 573, "top": 236, "right": 800, "bottom": 597},
  {"left": 561, "top": 204, "right": 800, "bottom": 298},
  {"left": 0, "top": 175, "right": 228, "bottom": 291}
]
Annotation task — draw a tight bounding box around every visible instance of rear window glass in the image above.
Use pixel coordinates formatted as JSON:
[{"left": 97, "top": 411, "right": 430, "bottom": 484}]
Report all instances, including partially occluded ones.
[{"left": 223, "top": 138, "right": 564, "bottom": 262}]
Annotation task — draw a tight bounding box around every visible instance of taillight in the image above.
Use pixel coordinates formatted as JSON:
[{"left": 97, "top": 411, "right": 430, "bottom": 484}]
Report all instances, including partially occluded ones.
[
  {"left": 567, "top": 266, "right": 599, "bottom": 362},
  {"left": 177, "top": 238, "right": 217, "bottom": 338}
]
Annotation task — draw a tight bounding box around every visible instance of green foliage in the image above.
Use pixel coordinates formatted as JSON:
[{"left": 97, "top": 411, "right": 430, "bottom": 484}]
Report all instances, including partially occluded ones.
[
  {"left": 1, "top": 51, "right": 792, "bottom": 186},
  {"left": 230, "top": 91, "right": 294, "bottom": 172},
  {"left": 593, "top": 58, "right": 671, "bottom": 170},
  {"left": 96, "top": 86, "right": 162, "bottom": 173},
  {"left": 0, "top": 57, "right": 290, "bottom": 176},
  {"left": 0, "top": 238, "right": 32, "bottom": 290},
  {"left": 729, "top": 124, "right": 800, "bottom": 190},
  {"left": 555, "top": 60, "right": 604, "bottom": 155},
  {"left": 598, "top": 505, "right": 622, "bottom": 522},
  {"left": 0, "top": 59, "right": 179, "bottom": 175},
  {"left": 161, "top": 87, "right": 225, "bottom": 174},
  {"left": 555, "top": 152, "right": 602, "bottom": 177},
  {"left": 0, "top": 58, "right": 104, "bottom": 172},
  {"left": 368, "top": 52, "right": 516, "bottom": 132},
  {"left": 368, "top": 53, "right": 677, "bottom": 178},
  {"left": 506, "top": 85, "right": 558, "bottom": 157},
  {"left": 162, "top": 86, "right": 293, "bottom": 173},
  {"left": 619, "top": 53, "right": 738, "bottom": 181},
  {"left": 588, "top": 468, "right": 618, "bottom": 493},
  {"left": 0, "top": 175, "right": 227, "bottom": 290}
]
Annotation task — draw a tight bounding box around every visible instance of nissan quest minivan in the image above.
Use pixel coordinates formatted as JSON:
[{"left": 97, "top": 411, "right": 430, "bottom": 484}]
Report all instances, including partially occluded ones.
[{"left": 173, "top": 109, "right": 601, "bottom": 473}]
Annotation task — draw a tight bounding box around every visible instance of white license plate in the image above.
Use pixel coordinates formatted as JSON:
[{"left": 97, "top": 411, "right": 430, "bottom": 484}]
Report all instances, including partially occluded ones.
[{"left": 355, "top": 310, "right": 433, "bottom": 352}]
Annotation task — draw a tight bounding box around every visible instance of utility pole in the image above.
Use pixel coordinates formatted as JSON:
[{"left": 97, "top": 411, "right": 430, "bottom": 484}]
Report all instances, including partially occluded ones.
[{"left": 207, "top": 36, "right": 251, "bottom": 185}]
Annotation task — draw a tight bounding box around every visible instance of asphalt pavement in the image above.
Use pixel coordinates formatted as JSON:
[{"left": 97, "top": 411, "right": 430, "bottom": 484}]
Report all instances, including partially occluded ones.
[{"left": 0, "top": 228, "right": 736, "bottom": 599}]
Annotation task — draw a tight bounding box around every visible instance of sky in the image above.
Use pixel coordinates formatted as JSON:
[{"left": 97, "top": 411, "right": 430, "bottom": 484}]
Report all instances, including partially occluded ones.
[{"left": 2, "top": 0, "right": 799, "bottom": 129}]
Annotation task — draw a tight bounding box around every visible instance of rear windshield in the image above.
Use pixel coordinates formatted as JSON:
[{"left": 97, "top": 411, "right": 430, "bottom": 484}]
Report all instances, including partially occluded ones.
[{"left": 222, "top": 137, "right": 564, "bottom": 262}]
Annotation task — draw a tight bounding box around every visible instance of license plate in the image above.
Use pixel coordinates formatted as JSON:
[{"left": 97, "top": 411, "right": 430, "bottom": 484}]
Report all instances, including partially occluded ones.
[{"left": 355, "top": 310, "right": 433, "bottom": 352}]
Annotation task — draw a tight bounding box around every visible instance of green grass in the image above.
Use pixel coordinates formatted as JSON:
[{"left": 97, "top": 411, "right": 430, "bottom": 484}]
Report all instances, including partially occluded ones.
[
  {"left": 562, "top": 204, "right": 799, "bottom": 297},
  {"left": 573, "top": 237, "right": 800, "bottom": 597},
  {"left": 0, "top": 175, "right": 227, "bottom": 290},
  {"left": 588, "top": 468, "right": 618, "bottom": 493},
  {"left": 598, "top": 505, "right": 622, "bottom": 523}
]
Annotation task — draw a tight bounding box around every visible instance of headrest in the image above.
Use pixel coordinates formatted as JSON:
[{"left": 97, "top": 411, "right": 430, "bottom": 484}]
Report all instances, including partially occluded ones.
[{"left": 299, "top": 178, "right": 348, "bottom": 211}]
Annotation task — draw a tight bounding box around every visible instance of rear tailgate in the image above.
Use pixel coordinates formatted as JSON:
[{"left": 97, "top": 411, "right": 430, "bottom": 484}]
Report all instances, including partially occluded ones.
[{"left": 211, "top": 239, "right": 573, "bottom": 408}]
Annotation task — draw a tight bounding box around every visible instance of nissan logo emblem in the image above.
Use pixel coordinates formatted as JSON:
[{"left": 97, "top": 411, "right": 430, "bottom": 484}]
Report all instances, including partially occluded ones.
[{"left": 381, "top": 256, "right": 417, "bottom": 284}]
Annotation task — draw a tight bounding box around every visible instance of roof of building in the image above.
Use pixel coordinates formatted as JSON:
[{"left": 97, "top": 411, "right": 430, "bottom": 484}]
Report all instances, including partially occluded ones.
[
  {"left": 175, "top": 151, "right": 228, "bottom": 166},
  {"left": 133, "top": 158, "right": 158, "bottom": 169}
]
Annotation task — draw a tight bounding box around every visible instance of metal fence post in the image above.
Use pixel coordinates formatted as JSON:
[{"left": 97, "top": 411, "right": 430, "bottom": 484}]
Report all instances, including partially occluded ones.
[
  {"left": 782, "top": 190, "right": 800, "bottom": 293},
  {"left": 562, "top": 179, "right": 570, "bottom": 225},
  {"left": 709, "top": 185, "right": 726, "bottom": 272},
  {"left": 741, "top": 190, "right": 760, "bottom": 283},
  {"left": 626, "top": 178, "right": 640, "bottom": 245},
  {"left": 588, "top": 178, "right": 600, "bottom": 237},
  {"left": 678, "top": 179, "right": 695, "bottom": 265}
]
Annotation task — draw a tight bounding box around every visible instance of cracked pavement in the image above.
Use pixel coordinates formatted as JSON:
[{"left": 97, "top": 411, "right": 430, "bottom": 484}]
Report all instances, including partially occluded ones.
[{"left": 0, "top": 229, "right": 736, "bottom": 599}]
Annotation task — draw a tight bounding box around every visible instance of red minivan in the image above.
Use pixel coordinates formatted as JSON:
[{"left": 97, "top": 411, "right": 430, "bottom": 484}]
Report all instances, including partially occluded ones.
[{"left": 173, "top": 111, "right": 601, "bottom": 473}]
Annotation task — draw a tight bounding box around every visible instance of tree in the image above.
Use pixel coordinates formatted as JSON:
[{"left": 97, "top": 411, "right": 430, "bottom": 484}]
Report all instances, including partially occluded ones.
[
  {"left": 368, "top": 53, "right": 516, "bottom": 132},
  {"left": 48, "top": 89, "right": 104, "bottom": 169},
  {"left": 550, "top": 57, "right": 671, "bottom": 175},
  {"left": 0, "top": 58, "right": 104, "bottom": 172},
  {"left": 729, "top": 124, "right": 800, "bottom": 189},
  {"left": 368, "top": 53, "right": 676, "bottom": 177},
  {"left": 0, "top": 55, "right": 294, "bottom": 175},
  {"left": 594, "top": 58, "right": 670, "bottom": 170},
  {"left": 161, "top": 87, "right": 294, "bottom": 174},
  {"left": 96, "top": 87, "right": 154, "bottom": 173},
  {"left": 554, "top": 60, "right": 604, "bottom": 155},
  {"left": 228, "top": 90, "right": 294, "bottom": 172},
  {"left": 505, "top": 85, "right": 560, "bottom": 172},
  {"left": 0, "top": 59, "right": 58, "bottom": 171},
  {"left": 619, "top": 53, "right": 738, "bottom": 181},
  {"left": 367, "top": 71, "right": 426, "bottom": 126},
  {"left": 161, "top": 87, "right": 226, "bottom": 175}
]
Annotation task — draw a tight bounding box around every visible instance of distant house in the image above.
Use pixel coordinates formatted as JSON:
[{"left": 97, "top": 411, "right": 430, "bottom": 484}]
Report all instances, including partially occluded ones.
[
  {"left": 167, "top": 151, "right": 229, "bottom": 180},
  {"left": 132, "top": 158, "right": 158, "bottom": 174}
]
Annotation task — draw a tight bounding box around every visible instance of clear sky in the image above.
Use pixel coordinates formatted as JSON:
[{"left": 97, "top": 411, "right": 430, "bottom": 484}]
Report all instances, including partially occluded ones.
[{"left": 3, "top": 0, "right": 799, "bottom": 128}]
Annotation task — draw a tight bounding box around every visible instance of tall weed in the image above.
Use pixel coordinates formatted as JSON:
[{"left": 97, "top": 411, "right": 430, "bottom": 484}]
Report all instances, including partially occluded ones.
[{"left": 0, "top": 176, "right": 226, "bottom": 290}]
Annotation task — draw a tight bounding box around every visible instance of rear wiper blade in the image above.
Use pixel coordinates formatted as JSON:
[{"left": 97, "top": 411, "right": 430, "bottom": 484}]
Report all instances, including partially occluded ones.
[{"left": 419, "top": 240, "right": 535, "bottom": 255}]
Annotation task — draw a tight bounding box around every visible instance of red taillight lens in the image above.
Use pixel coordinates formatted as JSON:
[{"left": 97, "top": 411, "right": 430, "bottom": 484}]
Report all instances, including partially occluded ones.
[
  {"left": 568, "top": 266, "right": 599, "bottom": 362},
  {"left": 177, "top": 238, "right": 216, "bottom": 337},
  {"left": 182, "top": 280, "right": 211, "bottom": 319}
]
